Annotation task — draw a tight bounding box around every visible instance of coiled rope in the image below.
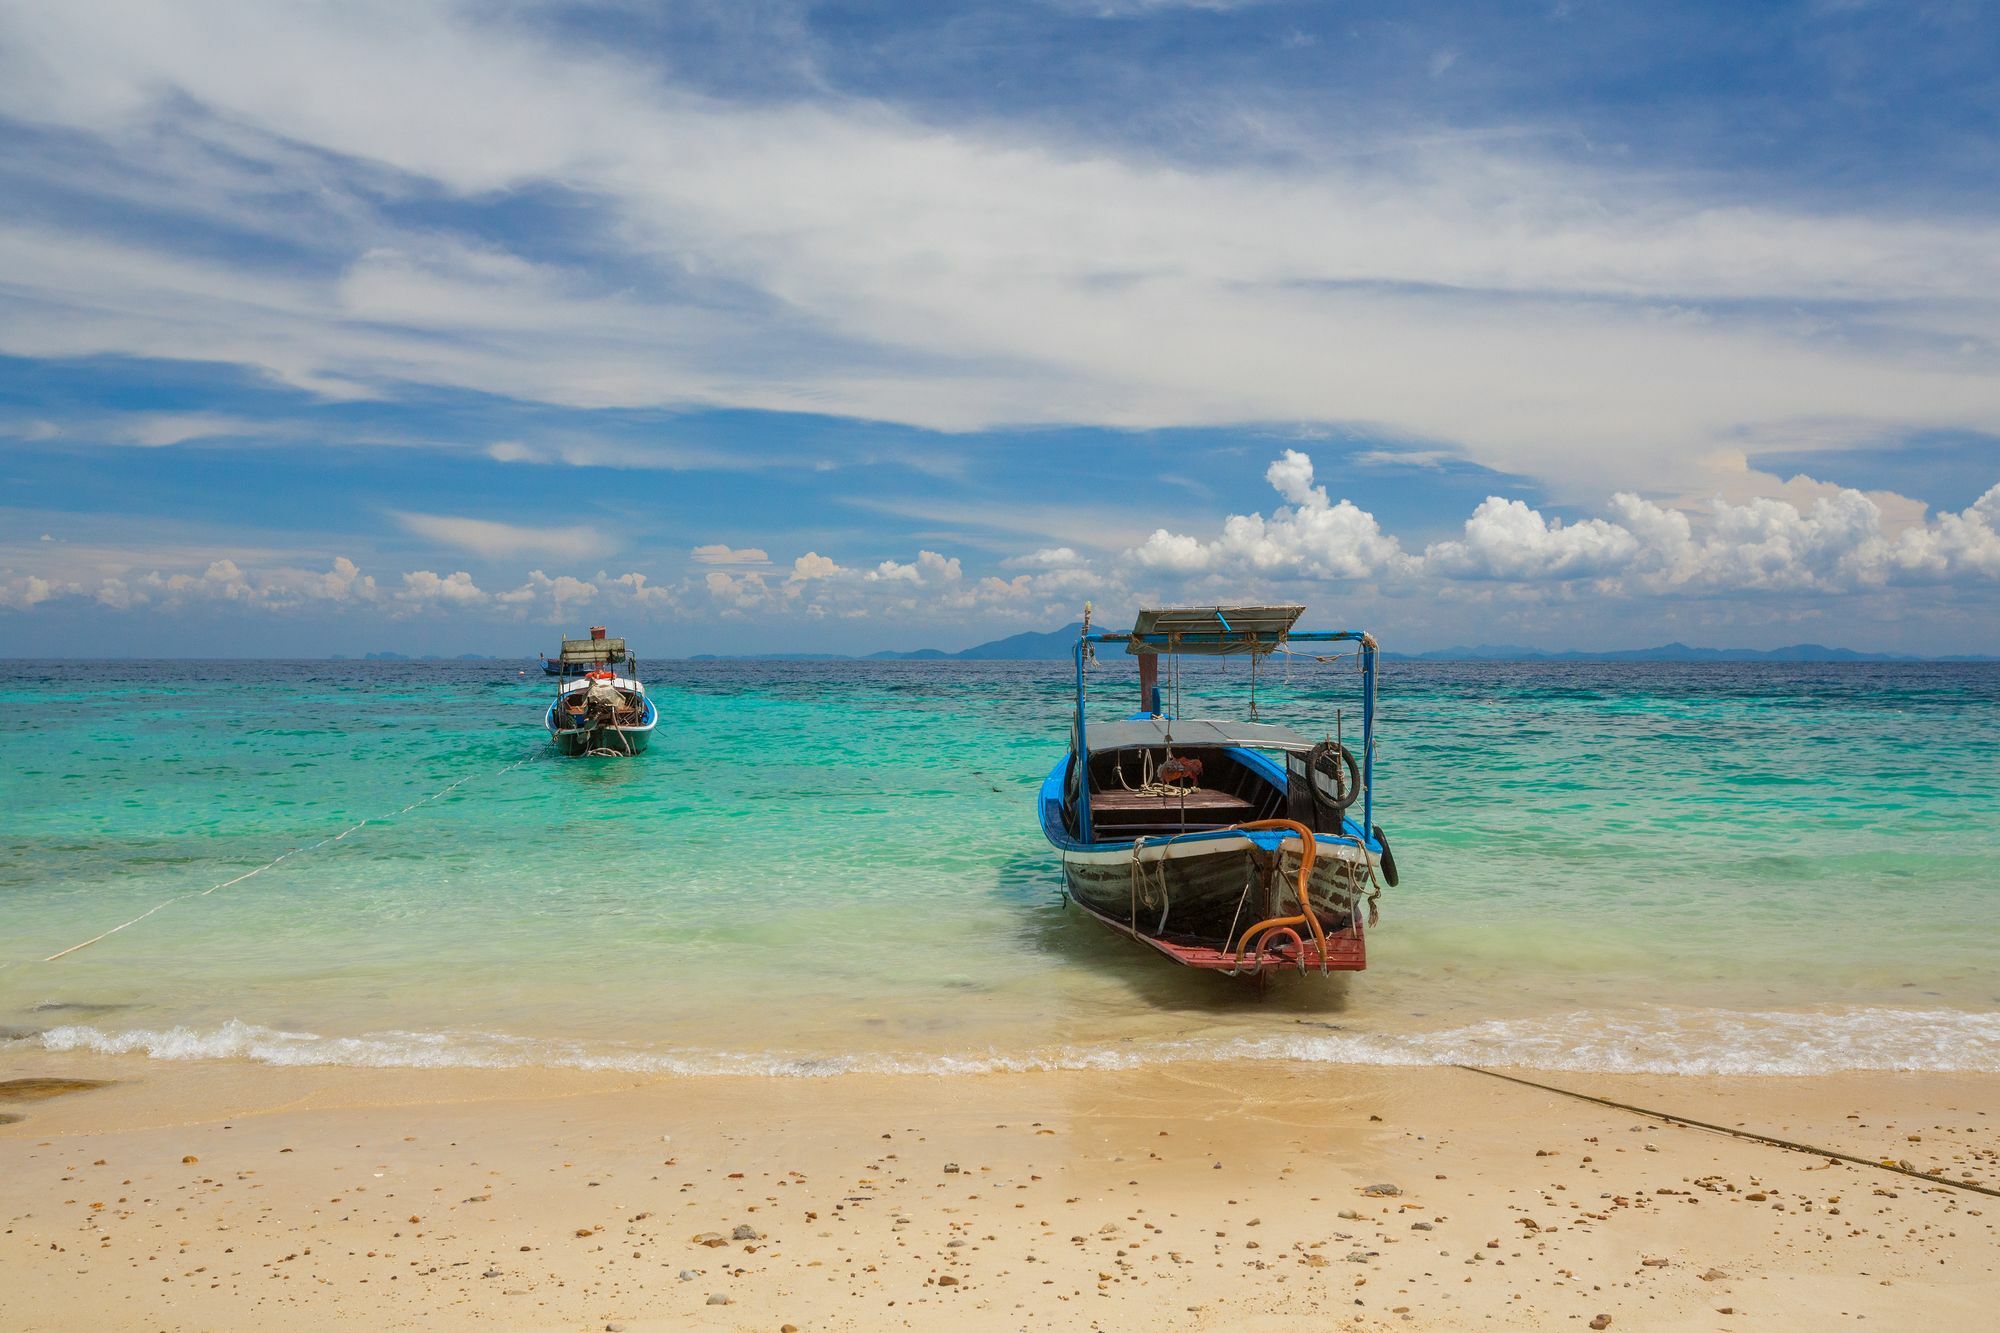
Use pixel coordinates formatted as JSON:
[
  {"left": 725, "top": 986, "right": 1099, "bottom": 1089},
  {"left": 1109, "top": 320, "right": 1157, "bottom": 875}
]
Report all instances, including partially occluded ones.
[{"left": 16, "top": 755, "right": 532, "bottom": 967}]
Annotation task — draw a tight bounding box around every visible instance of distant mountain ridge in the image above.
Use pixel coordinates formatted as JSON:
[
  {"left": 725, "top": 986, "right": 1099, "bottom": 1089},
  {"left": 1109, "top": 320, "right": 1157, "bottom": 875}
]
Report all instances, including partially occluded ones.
[{"left": 690, "top": 628, "right": 1995, "bottom": 664}]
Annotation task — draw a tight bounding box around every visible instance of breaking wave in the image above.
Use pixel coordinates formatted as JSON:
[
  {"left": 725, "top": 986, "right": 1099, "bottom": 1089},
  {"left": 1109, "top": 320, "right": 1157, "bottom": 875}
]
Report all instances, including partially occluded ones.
[{"left": 15, "top": 1005, "right": 2000, "bottom": 1078}]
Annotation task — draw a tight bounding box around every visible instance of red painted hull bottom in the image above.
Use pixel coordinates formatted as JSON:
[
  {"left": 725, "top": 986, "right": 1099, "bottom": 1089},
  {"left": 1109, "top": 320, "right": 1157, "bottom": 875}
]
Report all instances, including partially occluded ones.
[{"left": 1072, "top": 899, "right": 1366, "bottom": 973}]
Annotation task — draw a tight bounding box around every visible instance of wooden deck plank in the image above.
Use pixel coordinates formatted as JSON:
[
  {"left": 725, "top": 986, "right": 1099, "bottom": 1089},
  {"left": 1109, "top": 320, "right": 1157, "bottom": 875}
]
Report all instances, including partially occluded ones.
[{"left": 1090, "top": 787, "right": 1256, "bottom": 814}]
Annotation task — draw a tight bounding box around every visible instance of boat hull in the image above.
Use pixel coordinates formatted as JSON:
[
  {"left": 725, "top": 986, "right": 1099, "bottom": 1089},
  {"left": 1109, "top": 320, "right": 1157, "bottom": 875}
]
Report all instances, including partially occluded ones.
[
  {"left": 1041, "top": 748, "right": 1382, "bottom": 973},
  {"left": 1058, "top": 834, "right": 1373, "bottom": 971},
  {"left": 546, "top": 693, "right": 657, "bottom": 756},
  {"left": 548, "top": 722, "right": 654, "bottom": 756}
]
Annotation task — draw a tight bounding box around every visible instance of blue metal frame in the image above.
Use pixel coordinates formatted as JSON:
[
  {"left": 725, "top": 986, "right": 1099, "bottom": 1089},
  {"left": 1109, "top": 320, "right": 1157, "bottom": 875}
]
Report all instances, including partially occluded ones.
[{"left": 1063, "top": 626, "right": 1379, "bottom": 851}]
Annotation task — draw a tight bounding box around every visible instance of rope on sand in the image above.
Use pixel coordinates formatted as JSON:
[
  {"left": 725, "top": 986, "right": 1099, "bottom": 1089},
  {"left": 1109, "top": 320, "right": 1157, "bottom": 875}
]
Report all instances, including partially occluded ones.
[
  {"left": 18, "top": 756, "right": 533, "bottom": 967},
  {"left": 1455, "top": 1063, "right": 2000, "bottom": 1199}
]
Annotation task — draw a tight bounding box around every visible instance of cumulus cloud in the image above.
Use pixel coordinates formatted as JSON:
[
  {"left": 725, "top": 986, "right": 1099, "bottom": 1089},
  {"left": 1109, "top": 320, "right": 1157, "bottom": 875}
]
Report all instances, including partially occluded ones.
[
  {"left": 867, "top": 550, "right": 963, "bottom": 585},
  {"left": 1424, "top": 499, "right": 1641, "bottom": 582},
  {"left": 4, "top": 459, "right": 1996, "bottom": 641},
  {"left": 1427, "top": 481, "right": 2000, "bottom": 595},
  {"left": 1128, "top": 450, "right": 1413, "bottom": 581},
  {"left": 398, "top": 569, "right": 486, "bottom": 608},
  {"left": 1113, "top": 450, "right": 2000, "bottom": 607},
  {"left": 787, "top": 552, "right": 842, "bottom": 582},
  {"left": 0, "top": 573, "right": 64, "bottom": 609}
]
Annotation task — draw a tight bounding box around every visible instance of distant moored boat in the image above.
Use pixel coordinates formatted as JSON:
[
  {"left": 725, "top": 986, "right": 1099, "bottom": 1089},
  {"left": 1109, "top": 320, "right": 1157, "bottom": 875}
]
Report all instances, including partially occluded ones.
[{"left": 544, "top": 627, "right": 657, "bottom": 756}]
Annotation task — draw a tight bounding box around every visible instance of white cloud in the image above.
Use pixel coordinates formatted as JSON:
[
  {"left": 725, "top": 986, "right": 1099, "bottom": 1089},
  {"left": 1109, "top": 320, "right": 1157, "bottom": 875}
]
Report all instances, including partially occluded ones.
[
  {"left": 1352, "top": 448, "right": 1454, "bottom": 470},
  {"left": 391, "top": 511, "right": 612, "bottom": 562},
  {"left": 0, "top": 573, "right": 64, "bottom": 609},
  {"left": 491, "top": 571, "right": 599, "bottom": 626},
  {"left": 867, "top": 550, "right": 963, "bottom": 585},
  {"left": 1126, "top": 450, "right": 1412, "bottom": 580},
  {"left": 787, "top": 552, "right": 842, "bottom": 582},
  {"left": 1424, "top": 498, "right": 1641, "bottom": 582},
  {"left": 107, "top": 412, "right": 269, "bottom": 447},
  {"left": 3, "top": 457, "right": 1995, "bottom": 641},
  {"left": 1427, "top": 480, "right": 2000, "bottom": 595},
  {"left": 1114, "top": 450, "right": 2000, "bottom": 604},
  {"left": 397, "top": 569, "right": 486, "bottom": 607},
  {"left": 1006, "top": 547, "right": 1089, "bottom": 570},
  {"left": 691, "top": 544, "right": 772, "bottom": 566},
  {"left": 0, "top": 2, "right": 1996, "bottom": 501}
]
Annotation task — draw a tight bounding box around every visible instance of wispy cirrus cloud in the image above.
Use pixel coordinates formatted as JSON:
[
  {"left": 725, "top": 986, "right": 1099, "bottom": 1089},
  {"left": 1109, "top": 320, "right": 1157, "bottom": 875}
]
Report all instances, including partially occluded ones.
[
  {"left": 0, "top": 1, "right": 1997, "bottom": 505},
  {"left": 389, "top": 511, "right": 613, "bottom": 562}
]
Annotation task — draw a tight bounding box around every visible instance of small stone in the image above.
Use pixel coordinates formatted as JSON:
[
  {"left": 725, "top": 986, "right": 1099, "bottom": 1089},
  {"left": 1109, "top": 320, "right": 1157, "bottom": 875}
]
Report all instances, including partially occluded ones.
[
  {"left": 1589, "top": 1317, "right": 1611, "bottom": 1330},
  {"left": 678, "top": 1270, "right": 698, "bottom": 1281},
  {"left": 731, "top": 1224, "right": 760, "bottom": 1241},
  {"left": 181, "top": 1156, "right": 198, "bottom": 1165},
  {"left": 1362, "top": 1183, "right": 1400, "bottom": 1197},
  {"left": 1410, "top": 1222, "right": 1432, "bottom": 1231},
  {"left": 1338, "top": 1209, "right": 1366, "bottom": 1221},
  {"left": 706, "top": 1293, "right": 731, "bottom": 1305},
  {"left": 482, "top": 1268, "right": 501, "bottom": 1278},
  {"left": 607, "top": 1324, "right": 626, "bottom": 1332},
  {"left": 943, "top": 1162, "right": 961, "bottom": 1173},
  {"left": 1700, "top": 1268, "right": 1730, "bottom": 1282},
  {"left": 938, "top": 1274, "right": 959, "bottom": 1286},
  {"left": 693, "top": 1232, "right": 728, "bottom": 1247},
  {"left": 1641, "top": 1257, "right": 1669, "bottom": 1267}
]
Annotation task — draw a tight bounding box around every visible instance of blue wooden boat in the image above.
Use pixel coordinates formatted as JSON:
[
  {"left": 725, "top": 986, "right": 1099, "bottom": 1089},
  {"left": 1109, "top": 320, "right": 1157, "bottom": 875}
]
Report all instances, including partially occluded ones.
[
  {"left": 544, "top": 629, "right": 657, "bottom": 755},
  {"left": 1039, "top": 605, "right": 1397, "bottom": 976}
]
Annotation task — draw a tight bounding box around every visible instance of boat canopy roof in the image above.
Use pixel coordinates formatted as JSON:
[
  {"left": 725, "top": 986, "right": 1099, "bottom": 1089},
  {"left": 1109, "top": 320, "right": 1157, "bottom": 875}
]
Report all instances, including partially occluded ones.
[
  {"left": 559, "top": 637, "right": 627, "bottom": 664},
  {"left": 1122, "top": 605, "right": 1304, "bottom": 656},
  {"left": 1083, "top": 716, "right": 1316, "bottom": 755}
]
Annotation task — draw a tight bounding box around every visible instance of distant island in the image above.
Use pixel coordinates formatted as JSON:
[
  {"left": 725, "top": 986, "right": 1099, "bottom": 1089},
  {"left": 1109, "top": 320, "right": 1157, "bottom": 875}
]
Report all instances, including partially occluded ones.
[{"left": 688, "top": 625, "right": 1995, "bottom": 664}]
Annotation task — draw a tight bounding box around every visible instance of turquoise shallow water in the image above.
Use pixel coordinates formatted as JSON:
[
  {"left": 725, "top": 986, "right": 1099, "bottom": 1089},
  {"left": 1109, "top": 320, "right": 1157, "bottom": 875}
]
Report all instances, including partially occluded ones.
[{"left": 3, "top": 657, "right": 1998, "bottom": 1076}]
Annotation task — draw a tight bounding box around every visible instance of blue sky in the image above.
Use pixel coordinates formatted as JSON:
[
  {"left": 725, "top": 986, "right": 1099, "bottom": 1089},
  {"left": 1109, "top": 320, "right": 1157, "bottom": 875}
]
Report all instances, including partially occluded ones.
[{"left": 2, "top": 0, "right": 1997, "bottom": 656}]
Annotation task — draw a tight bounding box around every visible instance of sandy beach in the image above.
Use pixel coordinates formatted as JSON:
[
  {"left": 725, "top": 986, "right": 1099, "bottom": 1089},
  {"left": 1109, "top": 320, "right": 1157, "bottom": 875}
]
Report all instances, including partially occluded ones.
[{"left": 3, "top": 1052, "right": 1993, "bottom": 1331}]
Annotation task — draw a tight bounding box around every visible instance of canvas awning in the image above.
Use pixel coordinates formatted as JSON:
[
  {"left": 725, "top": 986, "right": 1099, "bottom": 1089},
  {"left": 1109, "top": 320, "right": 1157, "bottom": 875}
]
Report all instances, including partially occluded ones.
[
  {"left": 1083, "top": 716, "right": 1316, "bottom": 754},
  {"left": 1124, "top": 605, "right": 1304, "bottom": 655},
  {"left": 559, "top": 637, "right": 627, "bottom": 664}
]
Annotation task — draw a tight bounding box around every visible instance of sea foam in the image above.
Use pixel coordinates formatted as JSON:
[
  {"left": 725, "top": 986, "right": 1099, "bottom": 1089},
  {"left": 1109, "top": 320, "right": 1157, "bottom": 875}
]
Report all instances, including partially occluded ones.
[{"left": 20, "top": 1005, "right": 2000, "bottom": 1078}]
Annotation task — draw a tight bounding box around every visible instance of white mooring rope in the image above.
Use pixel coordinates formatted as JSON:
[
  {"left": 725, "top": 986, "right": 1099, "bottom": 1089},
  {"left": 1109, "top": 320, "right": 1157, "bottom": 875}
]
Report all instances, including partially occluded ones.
[{"left": 10, "top": 755, "right": 532, "bottom": 968}]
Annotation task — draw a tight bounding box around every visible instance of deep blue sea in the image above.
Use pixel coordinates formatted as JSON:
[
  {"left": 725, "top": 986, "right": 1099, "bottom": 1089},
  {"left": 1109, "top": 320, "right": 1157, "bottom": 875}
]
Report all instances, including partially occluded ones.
[{"left": 3, "top": 657, "right": 1996, "bottom": 1077}]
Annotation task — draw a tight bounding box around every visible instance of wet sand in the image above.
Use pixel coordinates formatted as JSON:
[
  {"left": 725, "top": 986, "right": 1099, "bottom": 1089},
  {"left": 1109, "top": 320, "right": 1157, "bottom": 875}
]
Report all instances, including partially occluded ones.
[{"left": 1, "top": 1053, "right": 1994, "bottom": 1330}]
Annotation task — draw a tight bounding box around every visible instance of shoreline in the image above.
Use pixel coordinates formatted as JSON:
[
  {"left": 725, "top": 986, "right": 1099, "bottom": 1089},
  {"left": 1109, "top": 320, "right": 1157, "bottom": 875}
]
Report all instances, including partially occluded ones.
[{"left": 3, "top": 1050, "right": 1993, "bottom": 1329}]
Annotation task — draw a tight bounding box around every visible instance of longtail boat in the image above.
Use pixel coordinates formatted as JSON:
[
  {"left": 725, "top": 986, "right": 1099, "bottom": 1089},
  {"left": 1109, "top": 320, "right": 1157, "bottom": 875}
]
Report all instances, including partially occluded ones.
[
  {"left": 1038, "top": 605, "right": 1398, "bottom": 976},
  {"left": 544, "top": 627, "right": 656, "bottom": 756}
]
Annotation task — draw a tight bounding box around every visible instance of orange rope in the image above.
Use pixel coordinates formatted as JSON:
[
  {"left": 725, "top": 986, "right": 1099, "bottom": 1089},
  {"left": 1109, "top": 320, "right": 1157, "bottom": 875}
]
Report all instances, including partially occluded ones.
[{"left": 1228, "top": 819, "right": 1328, "bottom": 966}]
